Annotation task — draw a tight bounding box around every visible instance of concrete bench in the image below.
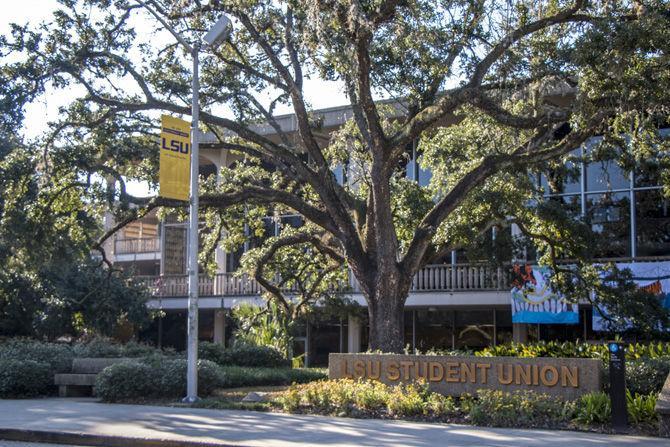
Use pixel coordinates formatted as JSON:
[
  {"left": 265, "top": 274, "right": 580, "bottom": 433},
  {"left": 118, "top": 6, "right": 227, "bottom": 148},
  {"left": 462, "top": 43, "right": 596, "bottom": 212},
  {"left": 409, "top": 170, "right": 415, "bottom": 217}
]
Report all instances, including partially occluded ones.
[
  {"left": 656, "top": 372, "right": 670, "bottom": 437},
  {"left": 54, "top": 358, "right": 130, "bottom": 397}
]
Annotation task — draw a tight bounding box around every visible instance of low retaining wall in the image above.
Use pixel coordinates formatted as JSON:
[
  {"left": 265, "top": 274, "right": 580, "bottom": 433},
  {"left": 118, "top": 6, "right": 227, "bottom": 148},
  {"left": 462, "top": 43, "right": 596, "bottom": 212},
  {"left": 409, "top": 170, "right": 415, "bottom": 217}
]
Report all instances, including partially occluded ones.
[{"left": 329, "top": 353, "right": 601, "bottom": 400}]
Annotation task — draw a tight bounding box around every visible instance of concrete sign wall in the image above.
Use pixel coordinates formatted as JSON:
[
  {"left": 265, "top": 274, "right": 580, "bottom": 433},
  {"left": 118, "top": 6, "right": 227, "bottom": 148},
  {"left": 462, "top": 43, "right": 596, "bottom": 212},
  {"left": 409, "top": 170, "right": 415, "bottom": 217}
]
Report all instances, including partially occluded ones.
[{"left": 329, "top": 353, "right": 602, "bottom": 400}]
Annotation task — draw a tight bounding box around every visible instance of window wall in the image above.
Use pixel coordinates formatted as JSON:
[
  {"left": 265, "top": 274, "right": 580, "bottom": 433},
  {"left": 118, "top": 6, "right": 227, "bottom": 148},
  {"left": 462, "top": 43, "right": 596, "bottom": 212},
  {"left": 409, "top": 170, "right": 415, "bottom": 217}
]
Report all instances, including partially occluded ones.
[{"left": 539, "top": 133, "right": 669, "bottom": 259}]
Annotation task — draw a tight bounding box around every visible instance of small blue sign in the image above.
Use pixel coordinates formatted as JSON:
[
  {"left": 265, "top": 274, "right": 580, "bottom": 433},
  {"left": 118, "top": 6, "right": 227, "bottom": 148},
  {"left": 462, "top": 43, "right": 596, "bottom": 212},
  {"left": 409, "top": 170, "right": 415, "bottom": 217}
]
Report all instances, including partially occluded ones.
[{"left": 609, "top": 343, "right": 619, "bottom": 353}]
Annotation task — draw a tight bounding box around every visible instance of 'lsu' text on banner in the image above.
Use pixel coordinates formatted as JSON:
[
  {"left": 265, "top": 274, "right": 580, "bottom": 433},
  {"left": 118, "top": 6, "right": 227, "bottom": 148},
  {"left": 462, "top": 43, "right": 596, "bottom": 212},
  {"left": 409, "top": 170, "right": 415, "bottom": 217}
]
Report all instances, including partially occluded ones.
[{"left": 159, "top": 115, "right": 191, "bottom": 201}]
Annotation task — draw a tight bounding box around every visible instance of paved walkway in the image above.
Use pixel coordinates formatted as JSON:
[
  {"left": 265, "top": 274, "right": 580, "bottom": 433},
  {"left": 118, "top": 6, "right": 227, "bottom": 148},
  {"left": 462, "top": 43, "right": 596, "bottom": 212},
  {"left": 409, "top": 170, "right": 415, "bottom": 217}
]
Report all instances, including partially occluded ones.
[{"left": 0, "top": 398, "right": 666, "bottom": 447}]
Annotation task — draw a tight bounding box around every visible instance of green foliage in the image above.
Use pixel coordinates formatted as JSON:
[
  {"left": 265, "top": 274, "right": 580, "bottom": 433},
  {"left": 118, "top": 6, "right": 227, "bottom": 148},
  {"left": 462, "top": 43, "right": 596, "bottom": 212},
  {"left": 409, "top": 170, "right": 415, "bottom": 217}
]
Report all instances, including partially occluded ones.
[
  {"left": 95, "top": 361, "right": 157, "bottom": 402},
  {"left": 386, "top": 382, "right": 429, "bottom": 417},
  {"left": 626, "top": 390, "right": 658, "bottom": 427},
  {"left": 72, "top": 337, "right": 169, "bottom": 358},
  {"left": 2, "top": 0, "right": 670, "bottom": 351},
  {"left": 230, "top": 303, "right": 293, "bottom": 358},
  {"left": 574, "top": 392, "right": 611, "bottom": 425},
  {"left": 469, "top": 390, "right": 574, "bottom": 428},
  {"left": 96, "top": 359, "right": 224, "bottom": 402},
  {"left": 219, "top": 366, "right": 326, "bottom": 388},
  {"left": 0, "top": 359, "right": 52, "bottom": 398},
  {"left": 198, "top": 342, "right": 290, "bottom": 368},
  {"left": 278, "top": 379, "right": 462, "bottom": 419},
  {"left": 0, "top": 339, "right": 74, "bottom": 374},
  {"left": 622, "top": 357, "right": 670, "bottom": 396},
  {"left": 476, "top": 341, "right": 670, "bottom": 360}
]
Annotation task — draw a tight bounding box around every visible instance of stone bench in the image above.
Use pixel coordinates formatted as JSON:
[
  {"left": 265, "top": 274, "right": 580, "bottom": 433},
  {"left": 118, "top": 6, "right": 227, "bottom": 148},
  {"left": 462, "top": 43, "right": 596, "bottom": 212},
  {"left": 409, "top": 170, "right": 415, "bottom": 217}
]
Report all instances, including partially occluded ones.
[
  {"left": 54, "top": 358, "right": 130, "bottom": 397},
  {"left": 656, "top": 371, "right": 670, "bottom": 437}
]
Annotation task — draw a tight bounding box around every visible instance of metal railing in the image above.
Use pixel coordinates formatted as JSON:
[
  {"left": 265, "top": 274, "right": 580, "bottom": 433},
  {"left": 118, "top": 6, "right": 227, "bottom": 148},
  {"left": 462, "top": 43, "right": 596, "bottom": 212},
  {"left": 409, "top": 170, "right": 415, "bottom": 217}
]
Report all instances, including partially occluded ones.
[
  {"left": 135, "top": 256, "right": 670, "bottom": 299},
  {"left": 115, "top": 238, "right": 160, "bottom": 254},
  {"left": 137, "top": 263, "right": 510, "bottom": 298}
]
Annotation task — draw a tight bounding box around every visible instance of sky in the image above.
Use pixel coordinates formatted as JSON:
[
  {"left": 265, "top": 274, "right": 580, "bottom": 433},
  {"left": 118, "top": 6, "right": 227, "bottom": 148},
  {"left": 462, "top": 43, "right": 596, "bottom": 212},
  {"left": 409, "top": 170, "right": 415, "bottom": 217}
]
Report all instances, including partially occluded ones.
[{"left": 1, "top": 1, "right": 349, "bottom": 196}]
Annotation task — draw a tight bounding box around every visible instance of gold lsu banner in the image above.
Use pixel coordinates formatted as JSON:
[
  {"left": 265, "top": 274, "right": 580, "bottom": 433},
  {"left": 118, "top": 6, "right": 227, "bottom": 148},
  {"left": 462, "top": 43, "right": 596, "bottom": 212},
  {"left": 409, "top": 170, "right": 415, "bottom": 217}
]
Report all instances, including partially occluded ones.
[{"left": 159, "top": 115, "right": 191, "bottom": 201}]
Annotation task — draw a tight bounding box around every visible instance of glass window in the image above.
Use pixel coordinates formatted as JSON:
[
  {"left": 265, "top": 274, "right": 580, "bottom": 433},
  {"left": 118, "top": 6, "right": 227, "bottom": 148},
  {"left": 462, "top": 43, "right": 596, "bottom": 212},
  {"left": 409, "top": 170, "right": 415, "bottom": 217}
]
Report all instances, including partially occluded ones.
[
  {"left": 495, "top": 309, "right": 513, "bottom": 346},
  {"left": 280, "top": 215, "right": 303, "bottom": 230},
  {"left": 635, "top": 129, "right": 669, "bottom": 187},
  {"left": 586, "top": 160, "right": 629, "bottom": 192},
  {"left": 636, "top": 189, "right": 670, "bottom": 257},
  {"left": 540, "top": 150, "right": 581, "bottom": 195},
  {"left": 414, "top": 309, "right": 454, "bottom": 352},
  {"left": 586, "top": 192, "right": 631, "bottom": 258},
  {"left": 454, "top": 310, "right": 494, "bottom": 350}
]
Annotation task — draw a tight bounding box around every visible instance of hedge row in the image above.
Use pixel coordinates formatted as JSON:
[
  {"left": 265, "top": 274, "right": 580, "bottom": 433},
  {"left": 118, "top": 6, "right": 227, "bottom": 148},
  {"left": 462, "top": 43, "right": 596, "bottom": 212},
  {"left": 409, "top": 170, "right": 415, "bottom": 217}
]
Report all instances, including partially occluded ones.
[
  {"left": 198, "top": 342, "right": 290, "bottom": 368},
  {"left": 95, "top": 358, "right": 326, "bottom": 402},
  {"left": 96, "top": 359, "right": 225, "bottom": 402},
  {"left": 475, "top": 341, "right": 670, "bottom": 360}
]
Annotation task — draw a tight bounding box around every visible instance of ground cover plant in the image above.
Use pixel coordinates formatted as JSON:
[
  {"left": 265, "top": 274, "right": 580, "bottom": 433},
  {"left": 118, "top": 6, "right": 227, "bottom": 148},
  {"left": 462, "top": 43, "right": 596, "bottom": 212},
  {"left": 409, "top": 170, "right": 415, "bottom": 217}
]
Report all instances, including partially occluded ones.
[{"left": 274, "top": 378, "right": 661, "bottom": 435}]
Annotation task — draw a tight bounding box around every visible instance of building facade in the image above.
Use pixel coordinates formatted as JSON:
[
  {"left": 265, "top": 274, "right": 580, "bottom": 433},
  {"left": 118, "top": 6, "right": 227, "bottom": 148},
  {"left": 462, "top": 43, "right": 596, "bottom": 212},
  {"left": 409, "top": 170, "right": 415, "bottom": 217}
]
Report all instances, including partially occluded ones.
[{"left": 107, "top": 104, "right": 670, "bottom": 365}]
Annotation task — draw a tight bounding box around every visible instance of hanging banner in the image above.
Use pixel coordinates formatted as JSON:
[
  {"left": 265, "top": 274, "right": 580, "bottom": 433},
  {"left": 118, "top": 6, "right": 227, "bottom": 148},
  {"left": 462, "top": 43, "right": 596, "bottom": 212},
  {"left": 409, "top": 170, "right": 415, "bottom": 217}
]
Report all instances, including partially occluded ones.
[
  {"left": 592, "top": 261, "right": 670, "bottom": 331},
  {"left": 511, "top": 265, "right": 579, "bottom": 324},
  {"left": 159, "top": 115, "right": 191, "bottom": 201}
]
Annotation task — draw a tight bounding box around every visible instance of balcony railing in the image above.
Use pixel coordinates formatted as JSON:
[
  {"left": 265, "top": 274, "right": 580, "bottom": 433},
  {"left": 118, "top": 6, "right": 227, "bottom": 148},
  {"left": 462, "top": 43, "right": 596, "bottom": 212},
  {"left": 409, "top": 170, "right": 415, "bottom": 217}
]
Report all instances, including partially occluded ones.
[
  {"left": 115, "top": 238, "right": 160, "bottom": 254},
  {"left": 137, "top": 263, "right": 510, "bottom": 298}
]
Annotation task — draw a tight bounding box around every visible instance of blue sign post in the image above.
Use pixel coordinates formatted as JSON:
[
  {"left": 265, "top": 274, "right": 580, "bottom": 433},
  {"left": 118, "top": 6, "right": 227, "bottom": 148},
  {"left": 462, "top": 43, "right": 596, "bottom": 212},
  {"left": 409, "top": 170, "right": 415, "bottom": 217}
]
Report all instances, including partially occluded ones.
[{"left": 608, "top": 342, "right": 628, "bottom": 431}]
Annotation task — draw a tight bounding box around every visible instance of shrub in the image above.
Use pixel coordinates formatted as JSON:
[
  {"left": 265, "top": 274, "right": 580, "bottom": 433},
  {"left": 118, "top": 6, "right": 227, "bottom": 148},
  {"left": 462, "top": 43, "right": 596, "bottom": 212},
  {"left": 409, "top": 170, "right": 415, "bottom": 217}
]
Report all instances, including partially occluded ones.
[
  {"left": 0, "top": 359, "right": 52, "bottom": 398},
  {"left": 220, "top": 366, "right": 325, "bottom": 388},
  {"left": 95, "top": 361, "right": 157, "bottom": 402},
  {"left": 624, "top": 357, "right": 670, "bottom": 396},
  {"left": 469, "top": 390, "right": 573, "bottom": 428},
  {"left": 157, "top": 359, "right": 225, "bottom": 397},
  {"left": 387, "top": 383, "right": 426, "bottom": 417},
  {"left": 574, "top": 392, "right": 611, "bottom": 425},
  {"left": 199, "top": 342, "right": 290, "bottom": 368},
  {"left": 278, "top": 379, "right": 462, "bottom": 419},
  {"left": 425, "top": 393, "right": 457, "bottom": 417},
  {"left": 626, "top": 390, "right": 658, "bottom": 426},
  {"left": 476, "top": 341, "right": 670, "bottom": 360},
  {"left": 0, "top": 339, "right": 73, "bottom": 373},
  {"left": 96, "top": 358, "right": 225, "bottom": 402},
  {"left": 73, "top": 337, "right": 165, "bottom": 358}
]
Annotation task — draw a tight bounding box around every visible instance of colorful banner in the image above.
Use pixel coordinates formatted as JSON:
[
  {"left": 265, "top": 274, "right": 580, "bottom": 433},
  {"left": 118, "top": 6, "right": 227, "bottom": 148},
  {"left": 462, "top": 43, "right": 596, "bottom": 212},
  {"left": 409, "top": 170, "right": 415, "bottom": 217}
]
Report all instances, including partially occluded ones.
[
  {"left": 592, "top": 261, "right": 670, "bottom": 331},
  {"left": 159, "top": 115, "right": 191, "bottom": 201},
  {"left": 511, "top": 265, "right": 579, "bottom": 324}
]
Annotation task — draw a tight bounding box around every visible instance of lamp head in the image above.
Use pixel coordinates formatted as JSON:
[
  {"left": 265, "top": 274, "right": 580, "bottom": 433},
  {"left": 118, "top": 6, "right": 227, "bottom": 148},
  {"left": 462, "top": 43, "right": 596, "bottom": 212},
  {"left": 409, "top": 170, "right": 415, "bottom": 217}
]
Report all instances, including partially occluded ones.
[{"left": 203, "top": 15, "right": 232, "bottom": 48}]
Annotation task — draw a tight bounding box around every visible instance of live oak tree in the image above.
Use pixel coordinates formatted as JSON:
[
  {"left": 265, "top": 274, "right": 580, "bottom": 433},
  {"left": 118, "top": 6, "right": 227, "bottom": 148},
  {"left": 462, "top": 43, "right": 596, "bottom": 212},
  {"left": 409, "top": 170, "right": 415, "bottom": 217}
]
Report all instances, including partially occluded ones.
[{"left": 2, "top": 0, "right": 670, "bottom": 351}]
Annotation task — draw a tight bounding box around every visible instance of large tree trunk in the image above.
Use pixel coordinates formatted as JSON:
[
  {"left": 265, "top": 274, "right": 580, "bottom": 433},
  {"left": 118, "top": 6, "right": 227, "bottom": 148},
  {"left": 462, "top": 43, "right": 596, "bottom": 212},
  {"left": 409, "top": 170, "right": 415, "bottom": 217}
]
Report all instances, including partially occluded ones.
[
  {"left": 367, "top": 293, "right": 406, "bottom": 353},
  {"left": 362, "top": 266, "right": 412, "bottom": 353}
]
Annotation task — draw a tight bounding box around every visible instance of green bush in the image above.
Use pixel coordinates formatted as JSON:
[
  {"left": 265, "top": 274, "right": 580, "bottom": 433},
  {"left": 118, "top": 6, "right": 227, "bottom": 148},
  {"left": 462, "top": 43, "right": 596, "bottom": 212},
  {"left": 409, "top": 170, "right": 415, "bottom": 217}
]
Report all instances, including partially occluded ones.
[
  {"left": 574, "top": 392, "right": 611, "bottom": 425},
  {"left": 220, "top": 366, "right": 326, "bottom": 388},
  {"left": 95, "top": 361, "right": 157, "bottom": 401},
  {"left": 73, "top": 337, "right": 167, "bottom": 358},
  {"left": 199, "top": 342, "right": 290, "bottom": 368},
  {"left": 0, "top": 339, "right": 74, "bottom": 373},
  {"left": 96, "top": 359, "right": 225, "bottom": 402},
  {"left": 626, "top": 390, "right": 658, "bottom": 426},
  {"left": 476, "top": 341, "right": 670, "bottom": 360},
  {"left": 624, "top": 357, "right": 670, "bottom": 395},
  {"left": 0, "top": 359, "right": 52, "bottom": 398},
  {"left": 468, "top": 390, "right": 574, "bottom": 428},
  {"left": 387, "top": 383, "right": 427, "bottom": 417},
  {"left": 278, "top": 379, "right": 461, "bottom": 419}
]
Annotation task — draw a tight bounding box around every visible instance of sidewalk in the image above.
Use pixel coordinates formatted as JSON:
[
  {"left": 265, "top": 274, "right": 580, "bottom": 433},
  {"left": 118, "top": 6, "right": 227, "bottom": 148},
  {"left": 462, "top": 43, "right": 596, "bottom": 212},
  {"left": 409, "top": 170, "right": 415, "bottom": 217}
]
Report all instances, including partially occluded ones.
[{"left": 0, "top": 398, "right": 666, "bottom": 447}]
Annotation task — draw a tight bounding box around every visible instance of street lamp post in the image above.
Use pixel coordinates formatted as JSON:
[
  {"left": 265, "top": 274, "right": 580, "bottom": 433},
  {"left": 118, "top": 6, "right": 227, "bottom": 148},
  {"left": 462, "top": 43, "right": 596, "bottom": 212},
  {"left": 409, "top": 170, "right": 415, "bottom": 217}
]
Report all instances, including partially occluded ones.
[{"left": 137, "top": 2, "right": 231, "bottom": 403}]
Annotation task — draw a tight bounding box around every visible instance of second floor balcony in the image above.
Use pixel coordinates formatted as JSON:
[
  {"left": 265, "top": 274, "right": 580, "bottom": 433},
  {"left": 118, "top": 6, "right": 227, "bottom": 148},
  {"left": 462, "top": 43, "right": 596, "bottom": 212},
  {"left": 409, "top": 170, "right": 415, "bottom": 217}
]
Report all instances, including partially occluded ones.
[{"left": 114, "top": 237, "right": 161, "bottom": 255}]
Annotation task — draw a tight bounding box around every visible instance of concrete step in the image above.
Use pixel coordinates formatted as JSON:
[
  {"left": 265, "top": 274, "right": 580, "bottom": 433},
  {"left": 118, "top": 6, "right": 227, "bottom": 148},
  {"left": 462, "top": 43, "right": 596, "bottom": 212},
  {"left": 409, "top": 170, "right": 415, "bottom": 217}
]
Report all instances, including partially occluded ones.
[{"left": 54, "top": 374, "right": 97, "bottom": 386}]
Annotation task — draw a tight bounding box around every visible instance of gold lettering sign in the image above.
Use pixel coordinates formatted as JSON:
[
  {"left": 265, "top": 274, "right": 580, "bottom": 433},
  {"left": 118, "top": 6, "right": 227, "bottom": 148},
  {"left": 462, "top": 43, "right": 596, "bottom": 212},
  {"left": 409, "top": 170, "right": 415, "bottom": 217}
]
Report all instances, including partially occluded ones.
[{"left": 329, "top": 354, "right": 597, "bottom": 400}]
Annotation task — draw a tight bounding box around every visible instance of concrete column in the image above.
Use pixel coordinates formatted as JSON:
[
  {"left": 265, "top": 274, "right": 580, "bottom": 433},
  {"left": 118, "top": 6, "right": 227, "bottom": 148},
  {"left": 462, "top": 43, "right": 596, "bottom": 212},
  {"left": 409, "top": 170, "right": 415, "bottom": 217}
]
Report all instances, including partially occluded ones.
[
  {"left": 213, "top": 310, "right": 226, "bottom": 345},
  {"left": 347, "top": 315, "right": 362, "bottom": 353},
  {"left": 512, "top": 323, "right": 528, "bottom": 343}
]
